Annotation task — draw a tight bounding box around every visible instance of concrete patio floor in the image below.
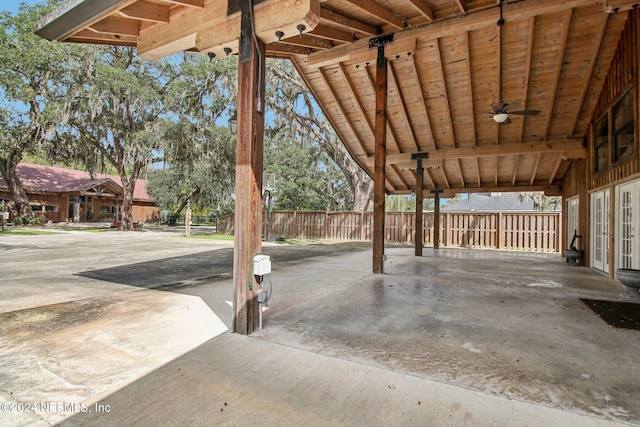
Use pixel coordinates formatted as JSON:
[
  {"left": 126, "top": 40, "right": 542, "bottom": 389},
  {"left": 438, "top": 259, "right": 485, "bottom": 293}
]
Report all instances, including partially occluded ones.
[{"left": 1, "top": 229, "right": 639, "bottom": 426}]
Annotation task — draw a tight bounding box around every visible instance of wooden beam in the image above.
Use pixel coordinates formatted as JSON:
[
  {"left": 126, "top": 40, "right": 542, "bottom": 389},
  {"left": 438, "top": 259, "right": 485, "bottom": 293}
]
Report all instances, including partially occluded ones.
[
  {"left": 307, "top": 0, "right": 602, "bottom": 68},
  {"left": 309, "top": 24, "right": 356, "bottom": 43},
  {"left": 530, "top": 153, "right": 541, "bottom": 185},
  {"left": 320, "top": 6, "right": 377, "bottom": 36},
  {"left": 232, "top": 5, "right": 265, "bottom": 335},
  {"left": 318, "top": 67, "right": 369, "bottom": 156},
  {"left": 407, "top": 0, "right": 435, "bottom": 22},
  {"left": 119, "top": 1, "right": 170, "bottom": 23},
  {"left": 406, "top": 184, "right": 563, "bottom": 199},
  {"left": 280, "top": 34, "right": 333, "bottom": 50},
  {"left": 549, "top": 154, "right": 564, "bottom": 185},
  {"left": 68, "top": 30, "right": 137, "bottom": 44},
  {"left": 542, "top": 9, "right": 572, "bottom": 139},
  {"left": 433, "top": 38, "right": 456, "bottom": 148},
  {"left": 362, "top": 64, "right": 402, "bottom": 153},
  {"left": 517, "top": 17, "right": 535, "bottom": 142},
  {"left": 266, "top": 42, "right": 312, "bottom": 57},
  {"left": 453, "top": 0, "right": 467, "bottom": 14},
  {"left": 138, "top": 0, "right": 321, "bottom": 60},
  {"left": 364, "top": 138, "right": 587, "bottom": 167},
  {"left": 569, "top": 12, "right": 607, "bottom": 136},
  {"left": 373, "top": 42, "right": 388, "bottom": 274},
  {"left": 408, "top": 53, "right": 436, "bottom": 151},
  {"left": 163, "top": 0, "right": 204, "bottom": 8},
  {"left": 388, "top": 61, "right": 420, "bottom": 151},
  {"left": 89, "top": 16, "right": 139, "bottom": 36},
  {"left": 342, "top": 0, "right": 404, "bottom": 30}
]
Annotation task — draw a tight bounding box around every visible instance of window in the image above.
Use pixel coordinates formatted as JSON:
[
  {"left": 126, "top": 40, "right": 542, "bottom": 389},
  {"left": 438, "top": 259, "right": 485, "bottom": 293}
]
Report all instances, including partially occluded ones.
[
  {"left": 612, "top": 88, "right": 634, "bottom": 162},
  {"left": 594, "top": 114, "right": 609, "bottom": 173}
]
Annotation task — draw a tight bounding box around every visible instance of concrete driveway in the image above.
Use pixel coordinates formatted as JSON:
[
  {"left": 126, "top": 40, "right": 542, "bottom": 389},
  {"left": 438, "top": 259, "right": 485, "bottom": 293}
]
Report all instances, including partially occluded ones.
[{"left": 1, "top": 228, "right": 639, "bottom": 426}]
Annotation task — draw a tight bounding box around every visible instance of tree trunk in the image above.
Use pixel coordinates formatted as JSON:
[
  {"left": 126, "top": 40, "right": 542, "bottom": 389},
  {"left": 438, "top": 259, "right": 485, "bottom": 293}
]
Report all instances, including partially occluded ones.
[{"left": 0, "top": 155, "right": 34, "bottom": 218}]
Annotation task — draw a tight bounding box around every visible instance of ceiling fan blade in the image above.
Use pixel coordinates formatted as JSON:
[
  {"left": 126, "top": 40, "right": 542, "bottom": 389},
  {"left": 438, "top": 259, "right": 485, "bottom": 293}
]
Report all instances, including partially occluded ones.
[
  {"left": 502, "top": 117, "right": 512, "bottom": 125},
  {"left": 504, "top": 103, "right": 521, "bottom": 112},
  {"left": 492, "top": 102, "right": 505, "bottom": 114},
  {"left": 509, "top": 109, "right": 541, "bottom": 116}
]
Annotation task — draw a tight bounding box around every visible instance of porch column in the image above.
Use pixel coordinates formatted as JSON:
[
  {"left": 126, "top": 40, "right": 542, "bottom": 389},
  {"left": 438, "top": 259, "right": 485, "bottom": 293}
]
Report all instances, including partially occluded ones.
[
  {"left": 412, "top": 153, "right": 428, "bottom": 256},
  {"left": 431, "top": 189, "right": 443, "bottom": 249},
  {"left": 232, "top": 1, "right": 265, "bottom": 335},
  {"left": 372, "top": 35, "right": 392, "bottom": 274}
]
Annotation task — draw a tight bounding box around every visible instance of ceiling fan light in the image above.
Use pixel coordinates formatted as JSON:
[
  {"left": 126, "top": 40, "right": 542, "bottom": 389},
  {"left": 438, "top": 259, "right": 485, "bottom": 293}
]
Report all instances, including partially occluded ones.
[{"left": 493, "top": 113, "right": 509, "bottom": 123}]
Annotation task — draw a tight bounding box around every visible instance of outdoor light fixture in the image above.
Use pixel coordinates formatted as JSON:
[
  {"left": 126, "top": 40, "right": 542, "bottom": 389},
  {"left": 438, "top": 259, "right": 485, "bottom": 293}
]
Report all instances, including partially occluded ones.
[
  {"left": 297, "top": 24, "right": 306, "bottom": 35},
  {"left": 228, "top": 110, "right": 237, "bottom": 134},
  {"left": 224, "top": 47, "right": 232, "bottom": 56},
  {"left": 493, "top": 113, "right": 509, "bottom": 123},
  {"left": 208, "top": 52, "right": 216, "bottom": 62},
  {"left": 276, "top": 31, "right": 284, "bottom": 41}
]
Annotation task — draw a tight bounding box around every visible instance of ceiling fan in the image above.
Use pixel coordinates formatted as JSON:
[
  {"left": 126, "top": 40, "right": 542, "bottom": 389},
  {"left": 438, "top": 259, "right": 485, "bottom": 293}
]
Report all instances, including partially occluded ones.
[
  {"left": 490, "top": 101, "right": 540, "bottom": 124},
  {"left": 490, "top": 1, "right": 541, "bottom": 125}
]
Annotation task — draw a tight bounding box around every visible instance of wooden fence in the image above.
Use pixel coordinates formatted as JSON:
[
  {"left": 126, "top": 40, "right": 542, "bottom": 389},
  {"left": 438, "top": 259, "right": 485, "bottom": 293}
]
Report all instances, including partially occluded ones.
[{"left": 217, "top": 210, "right": 561, "bottom": 253}]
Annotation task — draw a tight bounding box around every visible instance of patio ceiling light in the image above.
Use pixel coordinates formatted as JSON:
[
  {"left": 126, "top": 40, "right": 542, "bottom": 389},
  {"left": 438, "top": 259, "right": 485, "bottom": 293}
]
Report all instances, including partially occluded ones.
[{"left": 492, "top": 113, "right": 509, "bottom": 123}]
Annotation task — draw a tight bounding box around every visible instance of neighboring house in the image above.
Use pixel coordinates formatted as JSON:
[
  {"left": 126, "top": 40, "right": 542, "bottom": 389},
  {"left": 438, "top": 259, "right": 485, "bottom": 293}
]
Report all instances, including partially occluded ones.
[
  {"left": 442, "top": 193, "right": 561, "bottom": 212},
  {"left": 0, "top": 163, "right": 158, "bottom": 224}
]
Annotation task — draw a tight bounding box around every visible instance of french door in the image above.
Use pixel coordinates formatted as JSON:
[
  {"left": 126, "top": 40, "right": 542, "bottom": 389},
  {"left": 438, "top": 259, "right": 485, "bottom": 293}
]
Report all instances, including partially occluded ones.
[
  {"left": 591, "top": 189, "right": 610, "bottom": 273},
  {"left": 616, "top": 179, "right": 640, "bottom": 270}
]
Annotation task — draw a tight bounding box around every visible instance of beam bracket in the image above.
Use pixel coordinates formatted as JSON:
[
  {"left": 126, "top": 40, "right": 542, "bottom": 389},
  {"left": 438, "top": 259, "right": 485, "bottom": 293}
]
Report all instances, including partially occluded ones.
[{"left": 369, "top": 33, "right": 394, "bottom": 48}]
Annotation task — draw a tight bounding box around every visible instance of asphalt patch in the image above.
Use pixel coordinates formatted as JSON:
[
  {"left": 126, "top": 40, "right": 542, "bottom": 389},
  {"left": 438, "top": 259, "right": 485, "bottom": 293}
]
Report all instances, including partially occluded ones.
[
  {"left": 580, "top": 298, "right": 640, "bottom": 330},
  {"left": 76, "top": 245, "right": 358, "bottom": 290}
]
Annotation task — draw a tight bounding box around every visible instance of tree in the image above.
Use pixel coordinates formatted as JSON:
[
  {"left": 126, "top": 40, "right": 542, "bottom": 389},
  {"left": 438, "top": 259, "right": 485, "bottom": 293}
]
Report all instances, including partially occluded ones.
[
  {"left": 52, "top": 46, "right": 169, "bottom": 230},
  {"left": 265, "top": 59, "right": 373, "bottom": 211},
  {"left": 146, "top": 54, "right": 237, "bottom": 220},
  {"left": 0, "top": 1, "right": 66, "bottom": 218},
  {"left": 517, "top": 192, "right": 561, "bottom": 211}
]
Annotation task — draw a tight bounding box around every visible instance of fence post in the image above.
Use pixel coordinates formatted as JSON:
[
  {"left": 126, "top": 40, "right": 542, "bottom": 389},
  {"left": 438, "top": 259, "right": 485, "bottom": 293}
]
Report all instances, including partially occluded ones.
[{"left": 498, "top": 212, "right": 503, "bottom": 249}]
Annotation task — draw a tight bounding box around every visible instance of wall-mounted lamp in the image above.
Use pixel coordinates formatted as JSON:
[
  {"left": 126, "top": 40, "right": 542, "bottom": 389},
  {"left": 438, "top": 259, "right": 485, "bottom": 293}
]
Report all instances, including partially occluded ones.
[
  {"left": 224, "top": 47, "right": 232, "bottom": 56},
  {"left": 228, "top": 110, "right": 238, "bottom": 134},
  {"left": 276, "top": 31, "right": 284, "bottom": 41},
  {"left": 297, "top": 24, "right": 306, "bottom": 35},
  {"left": 208, "top": 52, "right": 216, "bottom": 62}
]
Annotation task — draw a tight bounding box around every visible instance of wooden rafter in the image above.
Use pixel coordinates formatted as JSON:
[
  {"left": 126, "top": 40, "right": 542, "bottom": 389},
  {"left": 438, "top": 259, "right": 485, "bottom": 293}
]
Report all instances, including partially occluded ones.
[
  {"left": 391, "top": 164, "right": 410, "bottom": 190},
  {"left": 388, "top": 61, "right": 420, "bottom": 151},
  {"left": 434, "top": 38, "right": 456, "bottom": 148},
  {"left": 529, "top": 153, "right": 541, "bottom": 185},
  {"left": 408, "top": 50, "right": 435, "bottom": 151},
  {"left": 90, "top": 17, "right": 139, "bottom": 36},
  {"left": 549, "top": 154, "right": 564, "bottom": 185},
  {"left": 517, "top": 17, "right": 535, "bottom": 142},
  {"left": 118, "top": 1, "right": 170, "bottom": 23},
  {"left": 163, "top": 0, "right": 204, "bottom": 7},
  {"left": 406, "top": 0, "right": 434, "bottom": 22},
  {"left": 569, "top": 11, "right": 608, "bottom": 137},
  {"left": 342, "top": 0, "right": 404, "bottom": 30},
  {"left": 281, "top": 34, "right": 333, "bottom": 50},
  {"left": 440, "top": 165, "right": 450, "bottom": 189},
  {"left": 318, "top": 67, "right": 369, "bottom": 156},
  {"left": 366, "top": 138, "right": 587, "bottom": 167},
  {"left": 543, "top": 9, "right": 573, "bottom": 139},
  {"left": 511, "top": 155, "right": 519, "bottom": 186},
  {"left": 309, "top": 25, "right": 356, "bottom": 43},
  {"left": 320, "top": 6, "right": 377, "bottom": 36}
]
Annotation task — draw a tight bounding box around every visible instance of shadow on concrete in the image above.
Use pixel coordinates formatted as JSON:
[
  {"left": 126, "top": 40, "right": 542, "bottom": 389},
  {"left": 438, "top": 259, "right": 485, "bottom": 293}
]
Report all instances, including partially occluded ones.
[{"left": 76, "top": 244, "right": 357, "bottom": 290}]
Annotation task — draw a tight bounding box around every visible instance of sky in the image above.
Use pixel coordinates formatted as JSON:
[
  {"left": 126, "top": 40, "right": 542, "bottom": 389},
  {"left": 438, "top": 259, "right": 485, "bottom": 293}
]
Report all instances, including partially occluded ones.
[{"left": 1, "top": 0, "right": 43, "bottom": 14}]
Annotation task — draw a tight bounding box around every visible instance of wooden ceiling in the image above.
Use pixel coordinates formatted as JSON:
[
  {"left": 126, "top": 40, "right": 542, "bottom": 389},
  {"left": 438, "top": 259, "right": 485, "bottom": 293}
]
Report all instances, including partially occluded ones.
[{"left": 37, "top": 0, "right": 639, "bottom": 197}]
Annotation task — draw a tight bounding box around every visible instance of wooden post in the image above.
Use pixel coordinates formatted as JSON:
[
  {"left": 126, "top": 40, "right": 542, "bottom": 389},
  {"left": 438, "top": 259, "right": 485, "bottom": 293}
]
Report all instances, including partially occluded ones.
[
  {"left": 412, "top": 153, "right": 428, "bottom": 256},
  {"left": 372, "top": 35, "right": 392, "bottom": 274},
  {"left": 232, "top": 1, "right": 265, "bottom": 335},
  {"left": 431, "top": 189, "right": 443, "bottom": 250}
]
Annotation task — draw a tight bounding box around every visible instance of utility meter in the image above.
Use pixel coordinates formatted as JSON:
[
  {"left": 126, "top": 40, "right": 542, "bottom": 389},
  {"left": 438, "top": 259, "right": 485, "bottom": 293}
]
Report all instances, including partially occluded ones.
[{"left": 253, "top": 254, "right": 271, "bottom": 276}]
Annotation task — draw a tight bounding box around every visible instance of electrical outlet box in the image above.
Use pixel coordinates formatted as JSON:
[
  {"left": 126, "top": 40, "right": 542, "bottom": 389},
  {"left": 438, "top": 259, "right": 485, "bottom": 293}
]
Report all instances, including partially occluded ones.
[{"left": 253, "top": 254, "right": 271, "bottom": 276}]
